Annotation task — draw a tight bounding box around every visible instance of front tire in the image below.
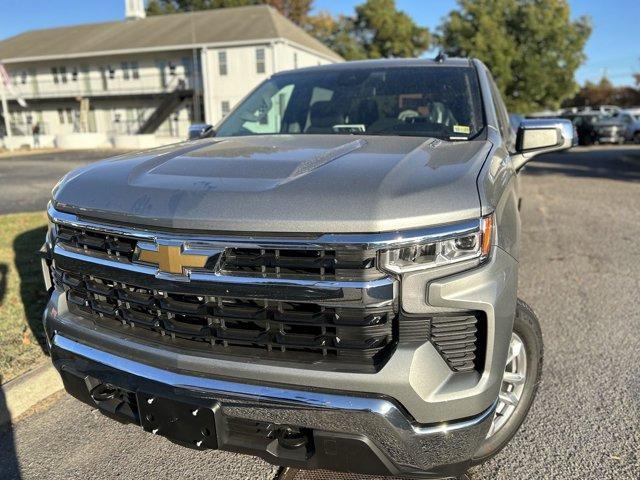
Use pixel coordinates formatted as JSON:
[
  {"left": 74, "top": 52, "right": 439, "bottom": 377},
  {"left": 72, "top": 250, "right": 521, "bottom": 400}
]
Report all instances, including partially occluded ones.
[{"left": 472, "top": 299, "right": 543, "bottom": 463}]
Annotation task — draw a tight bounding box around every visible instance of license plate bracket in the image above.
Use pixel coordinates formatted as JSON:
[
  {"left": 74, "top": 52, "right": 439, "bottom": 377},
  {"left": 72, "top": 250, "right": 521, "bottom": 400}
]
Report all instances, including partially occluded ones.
[{"left": 137, "top": 392, "right": 218, "bottom": 450}]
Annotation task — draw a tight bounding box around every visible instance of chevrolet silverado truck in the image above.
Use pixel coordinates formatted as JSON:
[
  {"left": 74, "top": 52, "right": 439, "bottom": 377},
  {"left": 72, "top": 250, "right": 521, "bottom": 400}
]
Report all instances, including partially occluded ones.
[{"left": 41, "top": 58, "right": 573, "bottom": 479}]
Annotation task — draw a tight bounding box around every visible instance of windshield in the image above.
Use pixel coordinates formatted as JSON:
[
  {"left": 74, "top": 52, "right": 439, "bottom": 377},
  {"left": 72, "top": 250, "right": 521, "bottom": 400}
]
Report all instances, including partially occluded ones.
[{"left": 216, "top": 66, "right": 485, "bottom": 140}]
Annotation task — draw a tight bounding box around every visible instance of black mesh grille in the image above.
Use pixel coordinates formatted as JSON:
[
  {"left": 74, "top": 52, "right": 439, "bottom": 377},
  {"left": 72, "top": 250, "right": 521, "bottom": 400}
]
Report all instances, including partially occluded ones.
[
  {"left": 56, "top": 225, "right": 137, "bottom": 261},
  {"left": 220, "top": 248, "right": 379, "bottom": 280},
  {"left": 56, "top": 270, "right": 396, "bottom": 372}
]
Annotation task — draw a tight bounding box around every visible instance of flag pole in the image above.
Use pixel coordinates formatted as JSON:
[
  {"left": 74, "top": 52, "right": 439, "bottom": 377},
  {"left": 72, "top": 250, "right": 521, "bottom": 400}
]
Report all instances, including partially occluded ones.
[{"left": 0, "top": 80, "right": 12, "bottom": 150}]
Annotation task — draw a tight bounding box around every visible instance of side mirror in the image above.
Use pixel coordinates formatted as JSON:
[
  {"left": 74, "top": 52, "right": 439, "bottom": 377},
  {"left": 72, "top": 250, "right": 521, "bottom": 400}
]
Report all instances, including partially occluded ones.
[
  {"left": 513, "top": 118, "right": 575, "bottom": 170},
  {"left": 188, "top": 123, "right": 216, "bottom": 140}
]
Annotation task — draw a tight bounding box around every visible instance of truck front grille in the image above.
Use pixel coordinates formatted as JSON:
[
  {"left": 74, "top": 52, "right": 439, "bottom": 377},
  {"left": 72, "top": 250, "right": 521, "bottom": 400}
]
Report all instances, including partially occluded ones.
[
  {"left": 57, "top": 270, "right": 396, "bottom": 372},
  {"left": 55, "top": 225, "right": 381, "bottom": 281},
  {"left": 49, "top": 208, "right": 486, "bottom": 375}
]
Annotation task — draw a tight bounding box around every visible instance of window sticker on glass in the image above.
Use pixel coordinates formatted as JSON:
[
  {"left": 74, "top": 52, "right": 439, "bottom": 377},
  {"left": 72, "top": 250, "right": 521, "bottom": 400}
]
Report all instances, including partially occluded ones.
[
  {"left": 453, "top": 125, "right": 471, "bottom": 134},
  {"left": 333, "top": 124, "right": 366, "bottom": 134}
]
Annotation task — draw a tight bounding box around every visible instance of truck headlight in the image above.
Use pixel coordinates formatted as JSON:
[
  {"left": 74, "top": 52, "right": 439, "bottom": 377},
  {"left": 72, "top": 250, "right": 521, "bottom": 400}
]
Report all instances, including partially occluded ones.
[{"left": 379, "top": 215, "right": 493, "bottom": 274}]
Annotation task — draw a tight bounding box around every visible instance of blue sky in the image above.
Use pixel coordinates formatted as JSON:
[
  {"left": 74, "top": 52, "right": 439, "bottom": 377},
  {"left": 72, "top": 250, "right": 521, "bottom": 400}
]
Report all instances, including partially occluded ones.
[{"left": 0, "top": 0, "right": 638, "bottom": 86}]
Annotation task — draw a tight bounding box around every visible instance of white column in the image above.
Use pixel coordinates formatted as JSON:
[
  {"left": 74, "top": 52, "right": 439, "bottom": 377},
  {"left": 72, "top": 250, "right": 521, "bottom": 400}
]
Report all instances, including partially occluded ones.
[
  {"left": 0, "top": 82, "right": 12, "bottom": 149},
  {"left": 200, "top": 47, "right": 214, "bottom": 125}
]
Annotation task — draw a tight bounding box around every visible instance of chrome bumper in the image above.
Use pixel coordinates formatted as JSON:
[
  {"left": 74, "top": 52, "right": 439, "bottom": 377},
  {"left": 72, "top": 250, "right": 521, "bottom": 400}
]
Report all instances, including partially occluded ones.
[{"left": 52, "top": 333, "right": 496, "bottom": 478}]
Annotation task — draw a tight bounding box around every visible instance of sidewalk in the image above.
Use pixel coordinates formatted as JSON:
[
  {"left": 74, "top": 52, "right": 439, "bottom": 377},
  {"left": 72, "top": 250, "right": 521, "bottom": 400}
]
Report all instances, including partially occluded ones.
[{"left": 0, "top": 362, "right": 63, "bottom": 426}]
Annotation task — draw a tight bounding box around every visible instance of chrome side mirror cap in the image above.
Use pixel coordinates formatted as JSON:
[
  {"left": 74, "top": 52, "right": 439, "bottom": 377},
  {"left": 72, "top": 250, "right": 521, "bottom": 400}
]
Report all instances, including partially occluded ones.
[
  {"left": 188, "top": 123, "right": 216, "bottom": 140},
  {"left": 513, "top": 118, "right": 575, "bottom": 170}
]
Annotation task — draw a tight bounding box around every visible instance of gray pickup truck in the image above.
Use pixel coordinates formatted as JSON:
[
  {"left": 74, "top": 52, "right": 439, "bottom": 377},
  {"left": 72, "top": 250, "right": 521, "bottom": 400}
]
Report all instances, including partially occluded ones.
[{"left": 41, "top": 58, "right": 573, "bottom": 479}]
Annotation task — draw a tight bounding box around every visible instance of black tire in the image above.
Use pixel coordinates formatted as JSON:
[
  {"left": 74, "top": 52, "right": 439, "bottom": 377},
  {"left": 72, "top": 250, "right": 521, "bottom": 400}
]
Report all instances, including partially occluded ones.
[{"left": 471, "top": 299, "right": 544, "bottom": 464}]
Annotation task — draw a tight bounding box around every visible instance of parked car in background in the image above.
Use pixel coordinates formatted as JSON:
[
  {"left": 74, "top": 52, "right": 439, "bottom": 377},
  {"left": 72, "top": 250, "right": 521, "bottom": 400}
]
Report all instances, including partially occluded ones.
[
  {"left": 562, "top": 111, "right": 603, "bottom": 145},
  {"left": 616, "top": 110, "right": 640, "bottom": 143},
  {"left": 595, "top": 113, "right": 629, "bottom": 144}
]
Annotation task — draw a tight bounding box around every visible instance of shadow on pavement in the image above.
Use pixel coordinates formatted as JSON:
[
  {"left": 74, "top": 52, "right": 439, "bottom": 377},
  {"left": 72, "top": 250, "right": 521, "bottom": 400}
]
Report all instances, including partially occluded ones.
[
  {"left": 13, "top": 226, "right": 49, "bottom": 353},
  {"left": 0, "top": 373, "right": 22, "bottom": 479},
  {"left": 525, "top": 147, "right": 640, "bottom": 181}
]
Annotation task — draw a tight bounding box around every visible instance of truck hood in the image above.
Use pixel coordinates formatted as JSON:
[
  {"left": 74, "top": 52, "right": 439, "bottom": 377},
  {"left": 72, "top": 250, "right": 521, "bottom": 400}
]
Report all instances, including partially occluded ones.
[{"left": 53, "top": 135, "right": 491, "bottom": 233}]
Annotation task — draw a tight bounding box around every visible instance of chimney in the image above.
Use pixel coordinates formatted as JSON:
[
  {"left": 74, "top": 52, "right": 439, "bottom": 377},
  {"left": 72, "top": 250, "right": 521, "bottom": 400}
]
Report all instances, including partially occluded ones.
[{"left": 125, "top": 0, "right": 146, "bottom": 20}]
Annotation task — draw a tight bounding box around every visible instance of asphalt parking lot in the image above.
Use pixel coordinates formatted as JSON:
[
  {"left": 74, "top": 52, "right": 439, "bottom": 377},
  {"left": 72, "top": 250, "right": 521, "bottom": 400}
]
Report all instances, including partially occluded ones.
[
  {"left": 0, "top": 145, "right": 639, "bottom": 479},
  {"left": 0, "top": 149, "right": 131, "bottom": 214}
]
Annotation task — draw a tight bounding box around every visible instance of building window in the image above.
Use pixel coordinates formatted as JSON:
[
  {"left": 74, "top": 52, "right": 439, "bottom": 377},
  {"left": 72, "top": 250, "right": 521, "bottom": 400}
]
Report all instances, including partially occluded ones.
[
  {"left": 51, "top": 67, "right": 59, "bottom": 84},
  {"left": 66, "top": 108, "right": 73, "bottom": 124},
  {"left": 108, "top": 66, "right": 115, "bottom": 80},
  {"left": 58, "top": 109, "right": 65, "bottom": 123},
  {"left": 71, "top": 67, "right": 78, "bottom": 81},
  {"left": 221, "top": 101, "right": 230, "bottom": 117},
  {"left": 293, "top": 53, "right": 298, "bottom": 69},
  {"left": 256, "top": 48, "right": 265, "bottom": 74},
  {"left": 20, "top": 71, "right": 27, "bottom": 84},
  {"left": 131, "top": 61, "right": 140, "bottom": 79},
  {"left": 60, "top": 67, "right": 67, "bottom": 83},
  {"left": 122, "top": 62, "right": 130, "bottom": 80},
  {"left": 218, "top": 51, "right": 227, "bottom": 76},
  {"left": 168, "top": 62, "right": 177, "bottom": 76}
]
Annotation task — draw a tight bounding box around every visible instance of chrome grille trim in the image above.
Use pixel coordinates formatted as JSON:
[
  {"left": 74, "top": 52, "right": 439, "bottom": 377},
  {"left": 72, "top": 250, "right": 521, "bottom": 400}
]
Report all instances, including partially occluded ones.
[{"left": 48, "top": 204, "right": 481, "bottom": 250}]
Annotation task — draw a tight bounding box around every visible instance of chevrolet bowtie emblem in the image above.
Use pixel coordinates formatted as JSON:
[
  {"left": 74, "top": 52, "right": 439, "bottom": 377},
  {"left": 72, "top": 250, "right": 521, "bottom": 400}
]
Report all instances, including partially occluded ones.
[{"left": 137, "top": 242, "right": 211, "bottom": 276}]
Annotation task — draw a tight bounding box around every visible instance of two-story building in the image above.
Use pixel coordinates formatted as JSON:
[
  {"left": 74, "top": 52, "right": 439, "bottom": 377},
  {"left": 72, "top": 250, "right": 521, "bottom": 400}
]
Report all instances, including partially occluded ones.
[{"left": 0, "top": 2, "right": 341, "bottom": 148}]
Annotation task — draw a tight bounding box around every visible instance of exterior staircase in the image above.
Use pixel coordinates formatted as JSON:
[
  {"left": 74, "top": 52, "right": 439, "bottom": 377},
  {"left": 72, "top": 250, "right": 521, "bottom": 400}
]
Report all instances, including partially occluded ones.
[{"left": 138, "top": 81, "right": 192, "bottom": 134}]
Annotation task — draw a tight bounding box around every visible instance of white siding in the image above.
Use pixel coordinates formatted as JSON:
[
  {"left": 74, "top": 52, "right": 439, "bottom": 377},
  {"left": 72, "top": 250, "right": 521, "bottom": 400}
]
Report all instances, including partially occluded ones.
[
  {"left": 3, "top": 40, "right": 339, "bottom": 139},
  {"left": 202, "top": 41, "right": 336, "bottom": 126}
]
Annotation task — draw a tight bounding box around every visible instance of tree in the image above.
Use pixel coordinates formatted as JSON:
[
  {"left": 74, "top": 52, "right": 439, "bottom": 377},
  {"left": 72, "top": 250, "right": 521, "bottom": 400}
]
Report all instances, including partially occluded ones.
[
  {"left": 266, "top": 0, "right": 312, "bottom": 25},
  {"left": 146, "top": 0, "right": 313, "bottom": 25},
  {"left": 438, "top": 0, "right": 591, "bottom": 113},
  {"left": 305, "top": 12, "right": 367, "bottom": 60},
  {"left": 307, "top": 0, "right": 430, "bottom": 60},
  {"left": 352, "top": 0, "right": 430, "bottom": 59},
  {"left": 566, "top": 77, "right": 640, "bottom": 108}
]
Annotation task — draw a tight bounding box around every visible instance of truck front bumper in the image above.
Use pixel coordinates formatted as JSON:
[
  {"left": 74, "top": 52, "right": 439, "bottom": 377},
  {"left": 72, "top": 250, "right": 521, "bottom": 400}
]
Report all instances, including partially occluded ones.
[{"left": 51, "top": 333, "right": 495, "bottom": 479}]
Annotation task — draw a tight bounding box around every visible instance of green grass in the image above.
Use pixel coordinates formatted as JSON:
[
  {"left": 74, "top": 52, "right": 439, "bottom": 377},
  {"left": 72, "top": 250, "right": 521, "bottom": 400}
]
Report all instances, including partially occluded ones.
[{"left": 0, "top": 212, "right": 49, "bottom": 383}]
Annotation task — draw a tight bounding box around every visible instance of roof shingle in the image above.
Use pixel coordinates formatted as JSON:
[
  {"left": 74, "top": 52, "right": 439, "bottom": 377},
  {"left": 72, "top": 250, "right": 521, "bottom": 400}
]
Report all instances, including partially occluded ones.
[{"left": 0, "top": 5, "right": 341, "bottom": 62}]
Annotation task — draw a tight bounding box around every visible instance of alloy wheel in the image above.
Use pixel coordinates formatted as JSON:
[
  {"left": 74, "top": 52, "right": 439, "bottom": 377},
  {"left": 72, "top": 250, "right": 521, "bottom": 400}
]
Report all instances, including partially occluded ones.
[{"left": 486, "top": 332, "right": 528, "bottom": 438}]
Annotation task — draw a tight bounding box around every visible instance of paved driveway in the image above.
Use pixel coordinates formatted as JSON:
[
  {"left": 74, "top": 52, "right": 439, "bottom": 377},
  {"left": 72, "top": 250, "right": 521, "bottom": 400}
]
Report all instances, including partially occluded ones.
[
  {"left": 1, "top": 146, "right": 639, "bottom": 479},
  {"left": 0, "top": 150, "right": 128, "bottom": 214}
]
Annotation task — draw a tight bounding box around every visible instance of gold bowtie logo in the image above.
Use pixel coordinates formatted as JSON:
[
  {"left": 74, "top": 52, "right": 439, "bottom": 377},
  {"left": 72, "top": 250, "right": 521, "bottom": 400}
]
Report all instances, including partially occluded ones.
[{"left": 138, "top": 243, "right": 209, "bottom": 275}]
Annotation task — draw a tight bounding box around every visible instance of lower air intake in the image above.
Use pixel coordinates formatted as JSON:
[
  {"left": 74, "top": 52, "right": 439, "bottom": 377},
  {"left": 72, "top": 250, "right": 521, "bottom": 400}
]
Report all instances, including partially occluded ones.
[{"left": 430, "top": 313, "right": 484, "bottom": 373}]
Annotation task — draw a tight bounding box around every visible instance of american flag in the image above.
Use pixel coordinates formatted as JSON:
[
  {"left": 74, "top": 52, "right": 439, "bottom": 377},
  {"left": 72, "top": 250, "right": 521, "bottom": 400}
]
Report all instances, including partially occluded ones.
[{"left": 0, "top": 62, "right": 27, "bottom": 107}]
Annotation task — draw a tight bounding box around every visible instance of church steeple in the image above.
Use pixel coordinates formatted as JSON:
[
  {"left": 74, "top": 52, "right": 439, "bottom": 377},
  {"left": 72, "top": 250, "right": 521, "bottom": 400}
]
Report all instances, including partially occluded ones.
[{"left": 125, "top": 0, "right": 146, "bottom": 20}]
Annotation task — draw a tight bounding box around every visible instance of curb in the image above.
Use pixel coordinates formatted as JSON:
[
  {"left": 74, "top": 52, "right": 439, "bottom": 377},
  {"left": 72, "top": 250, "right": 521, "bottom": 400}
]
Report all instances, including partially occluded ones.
[{"left": 0, "top": 362, "right": 63, "bottom": 426}]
